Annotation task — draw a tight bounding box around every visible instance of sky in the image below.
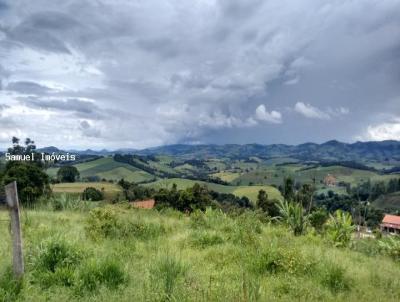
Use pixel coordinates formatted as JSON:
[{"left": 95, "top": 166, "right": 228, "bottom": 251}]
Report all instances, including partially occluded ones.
[{"left": 0, "top": 0, "right": 400, "bottom": 150}]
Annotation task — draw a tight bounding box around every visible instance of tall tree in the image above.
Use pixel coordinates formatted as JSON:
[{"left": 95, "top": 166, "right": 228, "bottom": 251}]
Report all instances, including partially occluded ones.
[
  {"left": 2, "top": 137, "right": 49, "bottom": 204},
  {"left": 57, "top": 166, "right": 80, "bottom": 183}
]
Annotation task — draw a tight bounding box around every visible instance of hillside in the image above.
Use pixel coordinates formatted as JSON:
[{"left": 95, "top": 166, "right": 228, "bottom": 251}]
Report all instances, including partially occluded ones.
[
  {"left": 143, "top": 178, "right": 283, "bottom": 202},
  {"left": 1, "top": 206, "right": 399, "bottom": 301},
  {"left": 47, "top": 157, "right": 155, "bottom": 183},
  {"left": 136, "top": 140, "right": 400, "bottom": 163}
]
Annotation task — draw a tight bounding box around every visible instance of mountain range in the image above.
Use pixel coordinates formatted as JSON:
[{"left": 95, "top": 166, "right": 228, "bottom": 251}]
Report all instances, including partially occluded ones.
[{"left": 30, "top": 140, "right": 400, "bottom": 162}]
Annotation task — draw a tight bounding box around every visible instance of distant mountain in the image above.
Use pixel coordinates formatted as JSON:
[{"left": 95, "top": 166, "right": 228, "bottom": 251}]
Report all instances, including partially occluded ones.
[
  {"left": 136, "top": 140, "right": 400, "bottom": 162},
  {"left": 37, "top": 140, "right": 400, "bottom": 162},
  {"left": 37, "top": 146, "right": 61, "bottom": 153}
]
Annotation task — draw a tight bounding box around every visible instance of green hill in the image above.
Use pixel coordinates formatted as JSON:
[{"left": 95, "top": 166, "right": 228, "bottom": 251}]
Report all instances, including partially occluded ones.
[
  {"left": 47, "top": 157, "right": 154, "bottom": 183},
  {"left": 373, "top": 191, "right": 400, "bottom": 210},
  {"left": 143, "top": 178, "right": 282, "bottom": 202}
]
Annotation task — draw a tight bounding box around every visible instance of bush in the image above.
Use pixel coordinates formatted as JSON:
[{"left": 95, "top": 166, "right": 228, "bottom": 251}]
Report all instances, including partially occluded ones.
[
  {"left": 251, "top": 246, "right": 315, "bottom": 276},
  {"left": 378, "top": 236, "right": 400, "bottom": 260},
  {"left": 85, "top": 207, "right": 118, "bottom": 239},
  {"left": 82, "top": 187, "right": 103, "bottom": 201},
  {"left": 76, "top": 259, "right": 127, "bottom": 294},
  {"left": 0, "top": 267, "right": 23, "bottom": 302},
  {"left": 308, "top": 208, "right": 328, "bottom": 232}
]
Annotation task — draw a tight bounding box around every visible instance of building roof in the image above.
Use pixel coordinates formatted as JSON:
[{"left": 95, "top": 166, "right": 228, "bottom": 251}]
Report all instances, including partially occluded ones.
[
  {"left": 381, "top": 214, "right": 400, "bottom": 229},
  {"left": 131, "top": 199, "right": 155, "bottom": 209}
]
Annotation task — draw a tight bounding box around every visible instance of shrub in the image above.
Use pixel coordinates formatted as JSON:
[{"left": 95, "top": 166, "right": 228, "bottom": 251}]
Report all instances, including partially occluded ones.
[
  {"left": 308, "top": 208, "right": 328, "bottom": 232},
  {"left": 82, "top": 187, "right": 103, "bottom": 201},
  {"left": 318, "top": 262, "right": 351, "bottom": 293},
  {"left": 277, "top": 200, "right": 308, "bottom": 236},
  {"left": 325, "top": 210, "right": 355, "bottom": 247},
  {"left": 251, "top": 246, "right": 315, "bottom": 276},
  {"left": 378, "top": 236, "right": 400, "bottom": 260},
  {"left": 0, "top": 266, "right": 23, "bottom": 302},
  {"left": 150, "top": 254, "right": 188, "bottom": 300},
  {"left": 85, "top": 207, "right": 118, "bottom": 239},
  {"left": 76, "top": 259, "right": 127, "bottom": 294}
]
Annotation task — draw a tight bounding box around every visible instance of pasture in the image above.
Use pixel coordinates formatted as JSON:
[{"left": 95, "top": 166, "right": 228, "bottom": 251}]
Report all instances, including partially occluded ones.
[{"left": 144, "top": 178, "right": 283, "bottom": 202}]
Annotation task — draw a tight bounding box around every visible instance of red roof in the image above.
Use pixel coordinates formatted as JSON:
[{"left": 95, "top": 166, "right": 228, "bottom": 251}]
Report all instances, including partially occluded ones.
[
  {"left": 381, "top": 214, "right": 400, "bottom": 229},
  {"left": 131, "top": 199, "right": 155, "bottom": 209}
]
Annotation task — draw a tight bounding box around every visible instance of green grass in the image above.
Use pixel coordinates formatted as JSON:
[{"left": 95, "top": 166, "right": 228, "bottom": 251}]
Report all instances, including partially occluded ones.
[
  {"left": 1, "top": 206, "right": 400, "bottom": 301},
  {"left": 52, "top": 182, "right": 123, "bottom": 201},
  {"left": 47, "top": 157, "right": 154, "bottom": 183},
  {"left": 234, "top": 164, "right": 395, "bottom": 188},
  {"left": 211, "top": 171, "right": 241, "bottom": 182},
  {"left": 144, "top": 178, "right": 282, "bottom": 202}
]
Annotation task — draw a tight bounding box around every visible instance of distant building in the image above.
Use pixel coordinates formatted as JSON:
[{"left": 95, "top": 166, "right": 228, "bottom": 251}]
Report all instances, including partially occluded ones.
[
  {"left": 131, "top": 199, "right": 155, "bottom": 209},
  {"left": 381, "top": 214, "right": 400, "bottom": 234},
  {"left": 324, "top": 174, "right": 337, "bottom": 187}
]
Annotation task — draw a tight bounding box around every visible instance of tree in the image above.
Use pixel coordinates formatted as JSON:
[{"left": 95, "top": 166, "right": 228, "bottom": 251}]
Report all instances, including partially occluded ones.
[
  {"left": 57, "top": 166, "right": 80, "bottom": 183},
  {"left": 282, "top": 177, "right": 295, "bottom": 202},
  {"left": 256, "top": 189, "right": 280, "bottom": 217},
  {"left": 2, "top": 137, "right": 49, "bottom": 204},
  {"left": 295, "top": 183, "right": 314, "bottom": 211},
  {"left": 308, "top": 208, "right": 328, "bottom": 232},
  {"left": 82, "top": 187, "right": 103, "bottom": 201}
]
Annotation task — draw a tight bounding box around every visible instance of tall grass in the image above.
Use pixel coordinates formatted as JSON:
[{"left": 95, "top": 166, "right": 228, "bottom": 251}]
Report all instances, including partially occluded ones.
[{"left": 0, "top": 204, "right": 399, "bottom": 301}]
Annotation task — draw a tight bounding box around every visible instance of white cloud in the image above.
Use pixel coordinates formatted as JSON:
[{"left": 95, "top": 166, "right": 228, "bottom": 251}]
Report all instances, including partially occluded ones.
[
  {"left": 255, "top": 105, "right": 282, "bottom": 124},
  {"left": 294, "top": 102, "right": 331, "bottom": 120},
  {"left": 362, "top": 120, "right": 400, "bottom": 141},
  {"left": 294, "top": 102, "right": 349, "bottom": 120}
]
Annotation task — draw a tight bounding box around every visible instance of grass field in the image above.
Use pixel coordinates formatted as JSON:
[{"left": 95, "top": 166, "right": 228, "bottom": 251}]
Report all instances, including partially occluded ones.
[
  {"left": 52, "top": 182, "right": 123, "bottom": 200},
  {"left": 212, "top": 171, "right": 241, "bottom": 182},
  {"left": 144, "top": 178, "right": 282, "bottom": 202},
  {"left": 232, "top": 164, "right": 395, "bottom": 187},
  {"left": 1, "top": 206, "right": 399, "bottom": 301},
  {"left": 47, "top": 157, "right": 154, "bottom": 183}
]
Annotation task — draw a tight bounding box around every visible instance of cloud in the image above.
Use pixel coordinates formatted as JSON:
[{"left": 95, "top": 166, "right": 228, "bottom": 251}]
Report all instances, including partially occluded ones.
[
  {"left": 6, "top": 81, "right": 52, "bottom": 94},
  {"left": 255, "top": 105, "right": 282, "bottom": 124},
  {"left": 362, "top": 119, "right": 400, "bottom": 141},
  {"left": 0, "top": 0, "right": 398, "bottom": 148},
  {"left": 294, "top": 102, "right": 331, "bottom": 120}
]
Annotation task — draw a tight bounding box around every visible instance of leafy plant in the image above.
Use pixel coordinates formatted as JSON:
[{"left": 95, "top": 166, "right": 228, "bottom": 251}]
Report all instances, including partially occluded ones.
[
  {"left": 325, "top": 210, "right": 355, "bottom": 247},
  {"left": 277, "top": 200, "right": 307, "bottom": 236},
  {"left": 378, "top": 236, "right": 400, "bottom": 260},
  {"left": 82, "top": 187, "right": 103, "bottom": 201}
]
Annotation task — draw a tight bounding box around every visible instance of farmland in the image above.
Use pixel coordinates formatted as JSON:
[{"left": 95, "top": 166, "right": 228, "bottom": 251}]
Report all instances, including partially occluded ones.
[{"left": 143, "top": 178, "right": 283, "bottom": 202}]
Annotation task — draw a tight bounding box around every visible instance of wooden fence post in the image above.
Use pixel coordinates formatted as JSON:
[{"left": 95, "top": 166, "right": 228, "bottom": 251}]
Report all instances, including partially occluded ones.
[{"left": 5, "top": 181, "right": 24, "bottom": 278}]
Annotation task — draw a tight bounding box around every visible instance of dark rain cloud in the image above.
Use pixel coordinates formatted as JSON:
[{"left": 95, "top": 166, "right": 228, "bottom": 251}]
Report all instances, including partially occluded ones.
[{"left": 0, "top": 0, "right": 400, "bottom": 148}]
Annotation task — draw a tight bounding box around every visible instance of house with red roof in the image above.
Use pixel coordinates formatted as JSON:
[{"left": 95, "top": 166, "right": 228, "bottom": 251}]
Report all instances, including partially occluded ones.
[{"left": 380, "top": 214, "right": 400, "bottom": 234}]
